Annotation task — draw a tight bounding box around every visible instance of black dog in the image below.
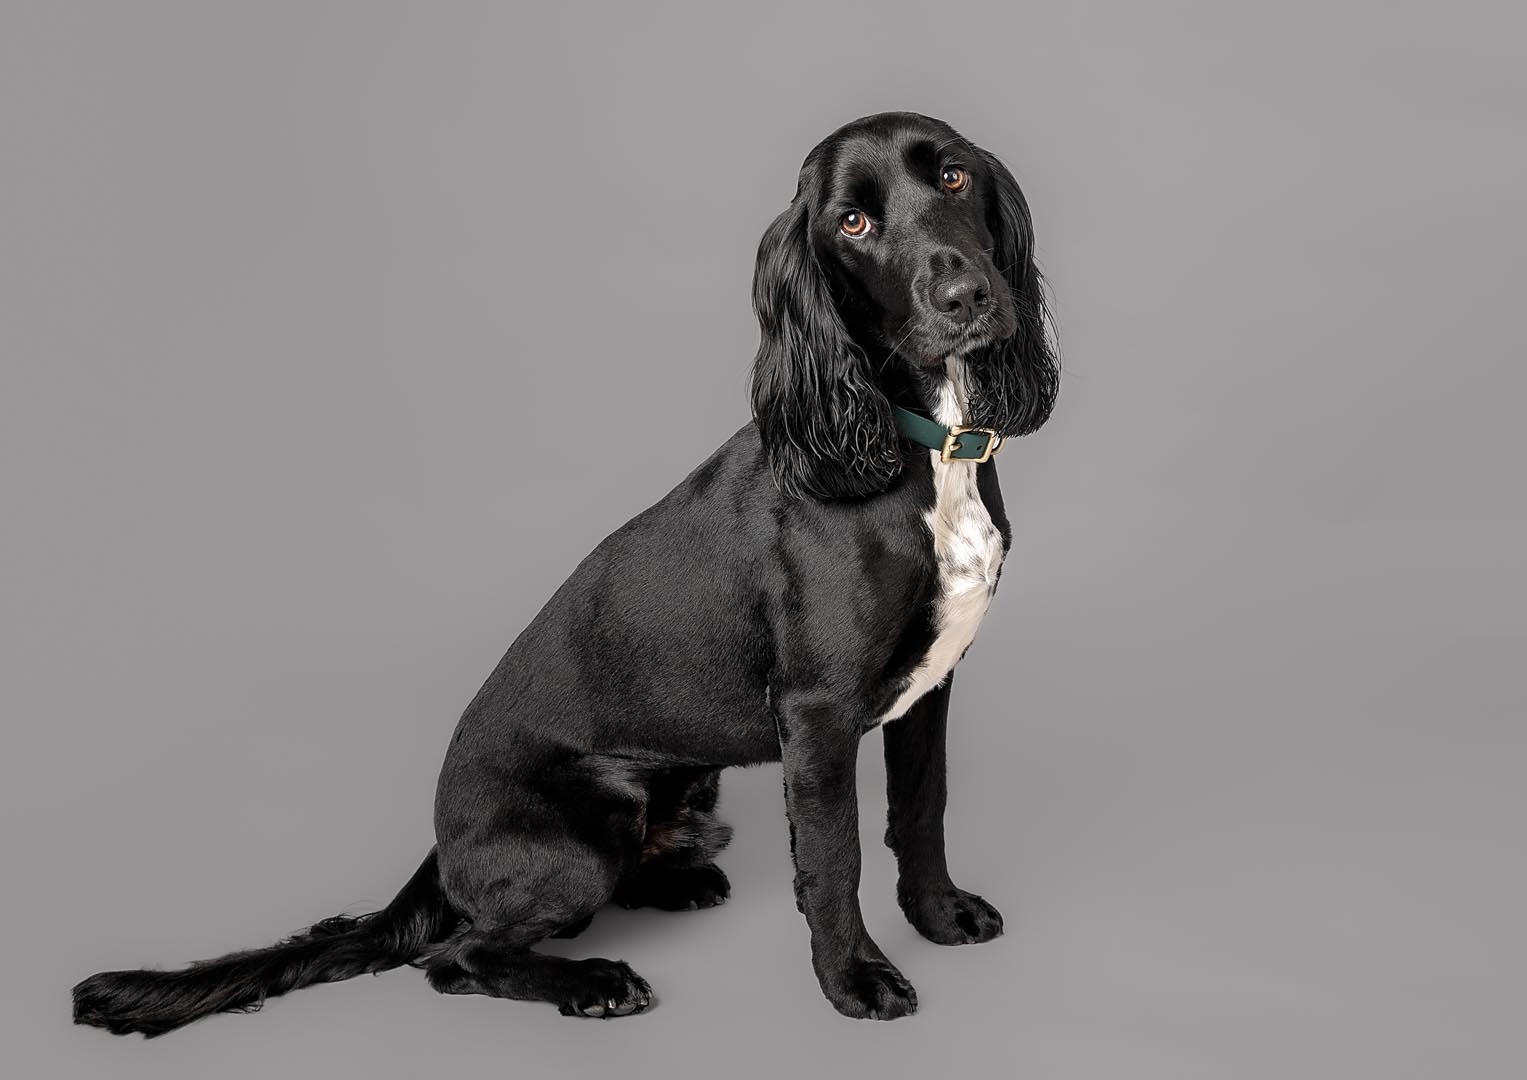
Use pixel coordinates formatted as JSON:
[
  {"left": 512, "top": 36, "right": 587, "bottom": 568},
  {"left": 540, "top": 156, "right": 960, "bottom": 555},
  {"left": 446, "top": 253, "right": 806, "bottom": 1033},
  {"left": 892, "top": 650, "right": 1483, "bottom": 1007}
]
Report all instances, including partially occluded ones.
[{"left": 72, "top": 110, "right": 1058, "bottom": 1034}]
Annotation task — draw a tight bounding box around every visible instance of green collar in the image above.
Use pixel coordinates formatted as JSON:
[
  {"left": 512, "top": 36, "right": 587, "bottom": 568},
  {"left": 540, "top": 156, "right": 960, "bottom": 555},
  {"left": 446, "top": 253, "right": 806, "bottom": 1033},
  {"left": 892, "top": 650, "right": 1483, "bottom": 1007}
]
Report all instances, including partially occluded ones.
[{"left": 890, "top": 404, "right": 1005, "bottom": 463}]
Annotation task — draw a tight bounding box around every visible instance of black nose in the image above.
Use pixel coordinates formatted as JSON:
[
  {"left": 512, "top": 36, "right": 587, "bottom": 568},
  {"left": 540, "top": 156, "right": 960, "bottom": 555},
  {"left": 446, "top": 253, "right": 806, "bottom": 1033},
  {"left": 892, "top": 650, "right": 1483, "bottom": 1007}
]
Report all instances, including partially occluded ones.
[{"left": 930, "top": 271, "right": 989, "bottom": 323}]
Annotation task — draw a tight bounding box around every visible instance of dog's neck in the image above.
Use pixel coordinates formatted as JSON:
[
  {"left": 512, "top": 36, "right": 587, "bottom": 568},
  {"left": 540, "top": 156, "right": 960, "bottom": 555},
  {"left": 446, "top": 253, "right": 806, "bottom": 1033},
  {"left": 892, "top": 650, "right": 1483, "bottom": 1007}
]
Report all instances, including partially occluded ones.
[{"left": 880, "top": 354, "right": 970, "bottom": 426}]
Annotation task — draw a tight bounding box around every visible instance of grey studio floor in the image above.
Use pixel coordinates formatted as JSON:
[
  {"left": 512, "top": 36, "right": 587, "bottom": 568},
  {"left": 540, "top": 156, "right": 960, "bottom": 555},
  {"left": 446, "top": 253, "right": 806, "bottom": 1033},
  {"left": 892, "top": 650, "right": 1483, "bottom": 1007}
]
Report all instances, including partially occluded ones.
[{"left": 3, "top": 4, "right": 1524, "bottom": 1079}]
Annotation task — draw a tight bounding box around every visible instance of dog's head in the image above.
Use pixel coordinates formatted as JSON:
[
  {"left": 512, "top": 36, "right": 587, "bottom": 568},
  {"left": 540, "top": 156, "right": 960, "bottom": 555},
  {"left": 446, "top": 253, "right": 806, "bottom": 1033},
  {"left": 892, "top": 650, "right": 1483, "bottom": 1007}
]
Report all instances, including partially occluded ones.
[{"left": 751, "top": 112, "right": 1058, "bottom": 499}]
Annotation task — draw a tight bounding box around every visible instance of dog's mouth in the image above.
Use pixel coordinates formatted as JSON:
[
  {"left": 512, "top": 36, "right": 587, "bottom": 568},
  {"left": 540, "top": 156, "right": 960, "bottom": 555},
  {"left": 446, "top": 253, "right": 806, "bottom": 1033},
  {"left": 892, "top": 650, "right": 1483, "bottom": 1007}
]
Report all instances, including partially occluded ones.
[
  {"left": 957, "top": 309, "right": 1018, "bottom": 352},
  {"left": 902, "top": 308, "right": 1018, "bottom": 367}
]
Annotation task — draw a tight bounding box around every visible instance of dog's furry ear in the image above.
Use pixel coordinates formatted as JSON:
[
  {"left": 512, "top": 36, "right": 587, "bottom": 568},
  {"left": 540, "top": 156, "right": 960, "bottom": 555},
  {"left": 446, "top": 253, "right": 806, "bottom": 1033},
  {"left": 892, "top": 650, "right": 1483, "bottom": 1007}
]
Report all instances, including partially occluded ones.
[
  {"left": 967, "top": 147, "right": 1059, "bottom": 438},
  {"left": 750, "top": 195, "right": 901, "bottom": 500}
]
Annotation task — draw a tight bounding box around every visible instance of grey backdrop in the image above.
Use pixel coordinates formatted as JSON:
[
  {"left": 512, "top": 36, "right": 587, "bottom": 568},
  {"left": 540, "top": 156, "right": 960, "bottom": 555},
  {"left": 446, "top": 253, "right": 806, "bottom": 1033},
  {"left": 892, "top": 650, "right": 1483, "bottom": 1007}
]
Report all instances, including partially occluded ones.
[{"left": 3, "top": 3, "right": 1523, "bottom": 1078}]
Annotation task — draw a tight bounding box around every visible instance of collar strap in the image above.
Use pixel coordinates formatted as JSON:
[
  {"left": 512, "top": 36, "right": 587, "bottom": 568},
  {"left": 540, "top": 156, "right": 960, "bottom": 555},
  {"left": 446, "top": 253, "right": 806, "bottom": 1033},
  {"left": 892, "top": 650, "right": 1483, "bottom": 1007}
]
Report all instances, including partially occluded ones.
[{"left": 890, "top": 404, "right": 1005, "bottom": 464}]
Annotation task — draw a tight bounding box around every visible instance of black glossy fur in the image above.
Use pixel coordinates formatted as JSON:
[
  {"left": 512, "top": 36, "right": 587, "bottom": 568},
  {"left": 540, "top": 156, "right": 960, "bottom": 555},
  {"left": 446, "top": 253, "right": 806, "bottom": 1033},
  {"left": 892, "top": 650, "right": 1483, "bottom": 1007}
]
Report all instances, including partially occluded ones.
[{"left": 72, "top": 111, "right": 1057, "bottom": 1034}]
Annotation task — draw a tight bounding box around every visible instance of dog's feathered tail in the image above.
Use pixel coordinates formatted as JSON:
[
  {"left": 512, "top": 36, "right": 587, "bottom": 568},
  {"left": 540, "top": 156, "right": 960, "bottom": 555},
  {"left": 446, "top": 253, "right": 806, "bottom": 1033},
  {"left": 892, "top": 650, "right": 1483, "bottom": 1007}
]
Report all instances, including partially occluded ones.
[{"left": 72, "top": 849, "right": 454, "bottom": 1037}]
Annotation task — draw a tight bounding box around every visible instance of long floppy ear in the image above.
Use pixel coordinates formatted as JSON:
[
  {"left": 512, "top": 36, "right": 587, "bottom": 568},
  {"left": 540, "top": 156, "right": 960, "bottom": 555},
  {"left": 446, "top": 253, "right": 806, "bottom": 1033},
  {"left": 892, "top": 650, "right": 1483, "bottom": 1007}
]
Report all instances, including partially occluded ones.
[
  {"left": 966, "top": 147, "right": 1060, "bottom": 437},
  {"left": 749, "top": 194, "right": 900, "bottom": 500}
]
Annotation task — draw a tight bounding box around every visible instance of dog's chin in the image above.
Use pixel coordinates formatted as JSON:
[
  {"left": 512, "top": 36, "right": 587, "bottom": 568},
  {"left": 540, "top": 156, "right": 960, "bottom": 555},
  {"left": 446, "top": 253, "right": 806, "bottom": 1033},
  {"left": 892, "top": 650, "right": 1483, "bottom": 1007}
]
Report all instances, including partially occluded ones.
[
  {"left": 901, "top": 347, "right": 952, "bottom": 369},
  {"left": 901, "top": 318, "right": 1016, "bottom": 368}
]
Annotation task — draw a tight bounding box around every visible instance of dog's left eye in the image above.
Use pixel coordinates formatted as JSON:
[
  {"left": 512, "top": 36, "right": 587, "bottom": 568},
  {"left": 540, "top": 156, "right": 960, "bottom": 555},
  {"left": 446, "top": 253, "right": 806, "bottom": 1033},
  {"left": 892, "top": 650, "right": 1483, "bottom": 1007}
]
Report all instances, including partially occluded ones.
[{"left": 940, "top": 166, "right": 970, "bottom": 193}]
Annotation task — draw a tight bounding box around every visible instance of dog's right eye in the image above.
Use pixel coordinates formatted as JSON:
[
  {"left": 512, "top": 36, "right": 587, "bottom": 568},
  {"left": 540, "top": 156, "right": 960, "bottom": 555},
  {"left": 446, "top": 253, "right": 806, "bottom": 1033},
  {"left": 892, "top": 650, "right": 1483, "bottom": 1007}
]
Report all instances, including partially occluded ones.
[{"left": 839, "top": 211, "right": 871, "bottom": 238}]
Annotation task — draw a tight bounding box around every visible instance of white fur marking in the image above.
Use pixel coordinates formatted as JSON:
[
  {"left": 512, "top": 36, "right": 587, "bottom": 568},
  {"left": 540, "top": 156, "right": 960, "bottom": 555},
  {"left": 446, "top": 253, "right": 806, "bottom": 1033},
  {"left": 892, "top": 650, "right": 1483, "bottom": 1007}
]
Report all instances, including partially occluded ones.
[{"left": 878, "top": 357, "right": 1004, "bottom": 724}]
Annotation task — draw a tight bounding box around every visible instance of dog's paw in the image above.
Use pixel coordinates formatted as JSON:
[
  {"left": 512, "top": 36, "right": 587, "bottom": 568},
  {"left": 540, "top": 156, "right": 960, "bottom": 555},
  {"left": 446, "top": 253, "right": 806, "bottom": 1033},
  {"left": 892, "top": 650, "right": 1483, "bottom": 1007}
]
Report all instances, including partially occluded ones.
[
  {"left": 819, "top": 957, "right": 918, "bottom": 1020},
  {"left": 615, "top": 862, "right": 730, "bottom": 911},
  {"left": 556, "top": 959, "right": 654, "bottom": 1019},
  {"left": 902, "top": 886, "right": 1004, "bottom": 945}
]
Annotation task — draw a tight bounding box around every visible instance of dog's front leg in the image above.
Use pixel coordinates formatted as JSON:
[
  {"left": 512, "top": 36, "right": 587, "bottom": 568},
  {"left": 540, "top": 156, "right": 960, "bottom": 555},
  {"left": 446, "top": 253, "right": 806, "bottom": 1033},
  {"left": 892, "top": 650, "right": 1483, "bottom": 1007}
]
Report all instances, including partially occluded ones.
[
  {"left": 777, "top": 698, "right": 917, "bottom": 1020},
  {"left": 883, "top": 676, "right": 1005, "bottom": 944}
]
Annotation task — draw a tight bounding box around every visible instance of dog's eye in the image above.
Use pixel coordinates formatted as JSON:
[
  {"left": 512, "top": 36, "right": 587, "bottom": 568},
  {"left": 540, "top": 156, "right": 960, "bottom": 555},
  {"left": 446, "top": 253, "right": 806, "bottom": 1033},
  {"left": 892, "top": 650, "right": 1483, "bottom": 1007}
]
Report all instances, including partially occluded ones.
[
  {"left": 839, "top": 210, "right": 871, "bottom": 238},
  {"left": 940, "top": 166, "right": 970, "bottom": 193}
]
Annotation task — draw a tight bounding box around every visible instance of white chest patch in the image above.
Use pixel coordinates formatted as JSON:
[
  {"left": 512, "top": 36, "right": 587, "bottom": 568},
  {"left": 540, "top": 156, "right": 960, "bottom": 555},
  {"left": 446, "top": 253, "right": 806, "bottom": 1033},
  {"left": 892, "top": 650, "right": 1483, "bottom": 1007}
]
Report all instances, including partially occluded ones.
[{"left": 878, "top": 358, "right": 1005, "bottom": 724}]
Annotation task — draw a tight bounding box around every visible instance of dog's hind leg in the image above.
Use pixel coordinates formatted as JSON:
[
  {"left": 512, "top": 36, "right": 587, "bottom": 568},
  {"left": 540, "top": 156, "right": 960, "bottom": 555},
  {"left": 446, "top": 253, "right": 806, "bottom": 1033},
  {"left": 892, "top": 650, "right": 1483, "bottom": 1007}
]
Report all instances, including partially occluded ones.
[
  {"left": 426, "top": 846, "right": 654, "bottom": 1017},
  {"left": 427, "top": 838, "right": 657, "bottom": 1016},
  {"left": 426, "top": 931, "right": 652, "bottom": 1017},
  {"left": 614, "top": 859, "right": 731, "bottom": 911},
  {"left": 614, "top": 768, "right": 734, "bottom": 911},
  {"left": 430, "top": 752, "right": 658, "bottom": 1016}
]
